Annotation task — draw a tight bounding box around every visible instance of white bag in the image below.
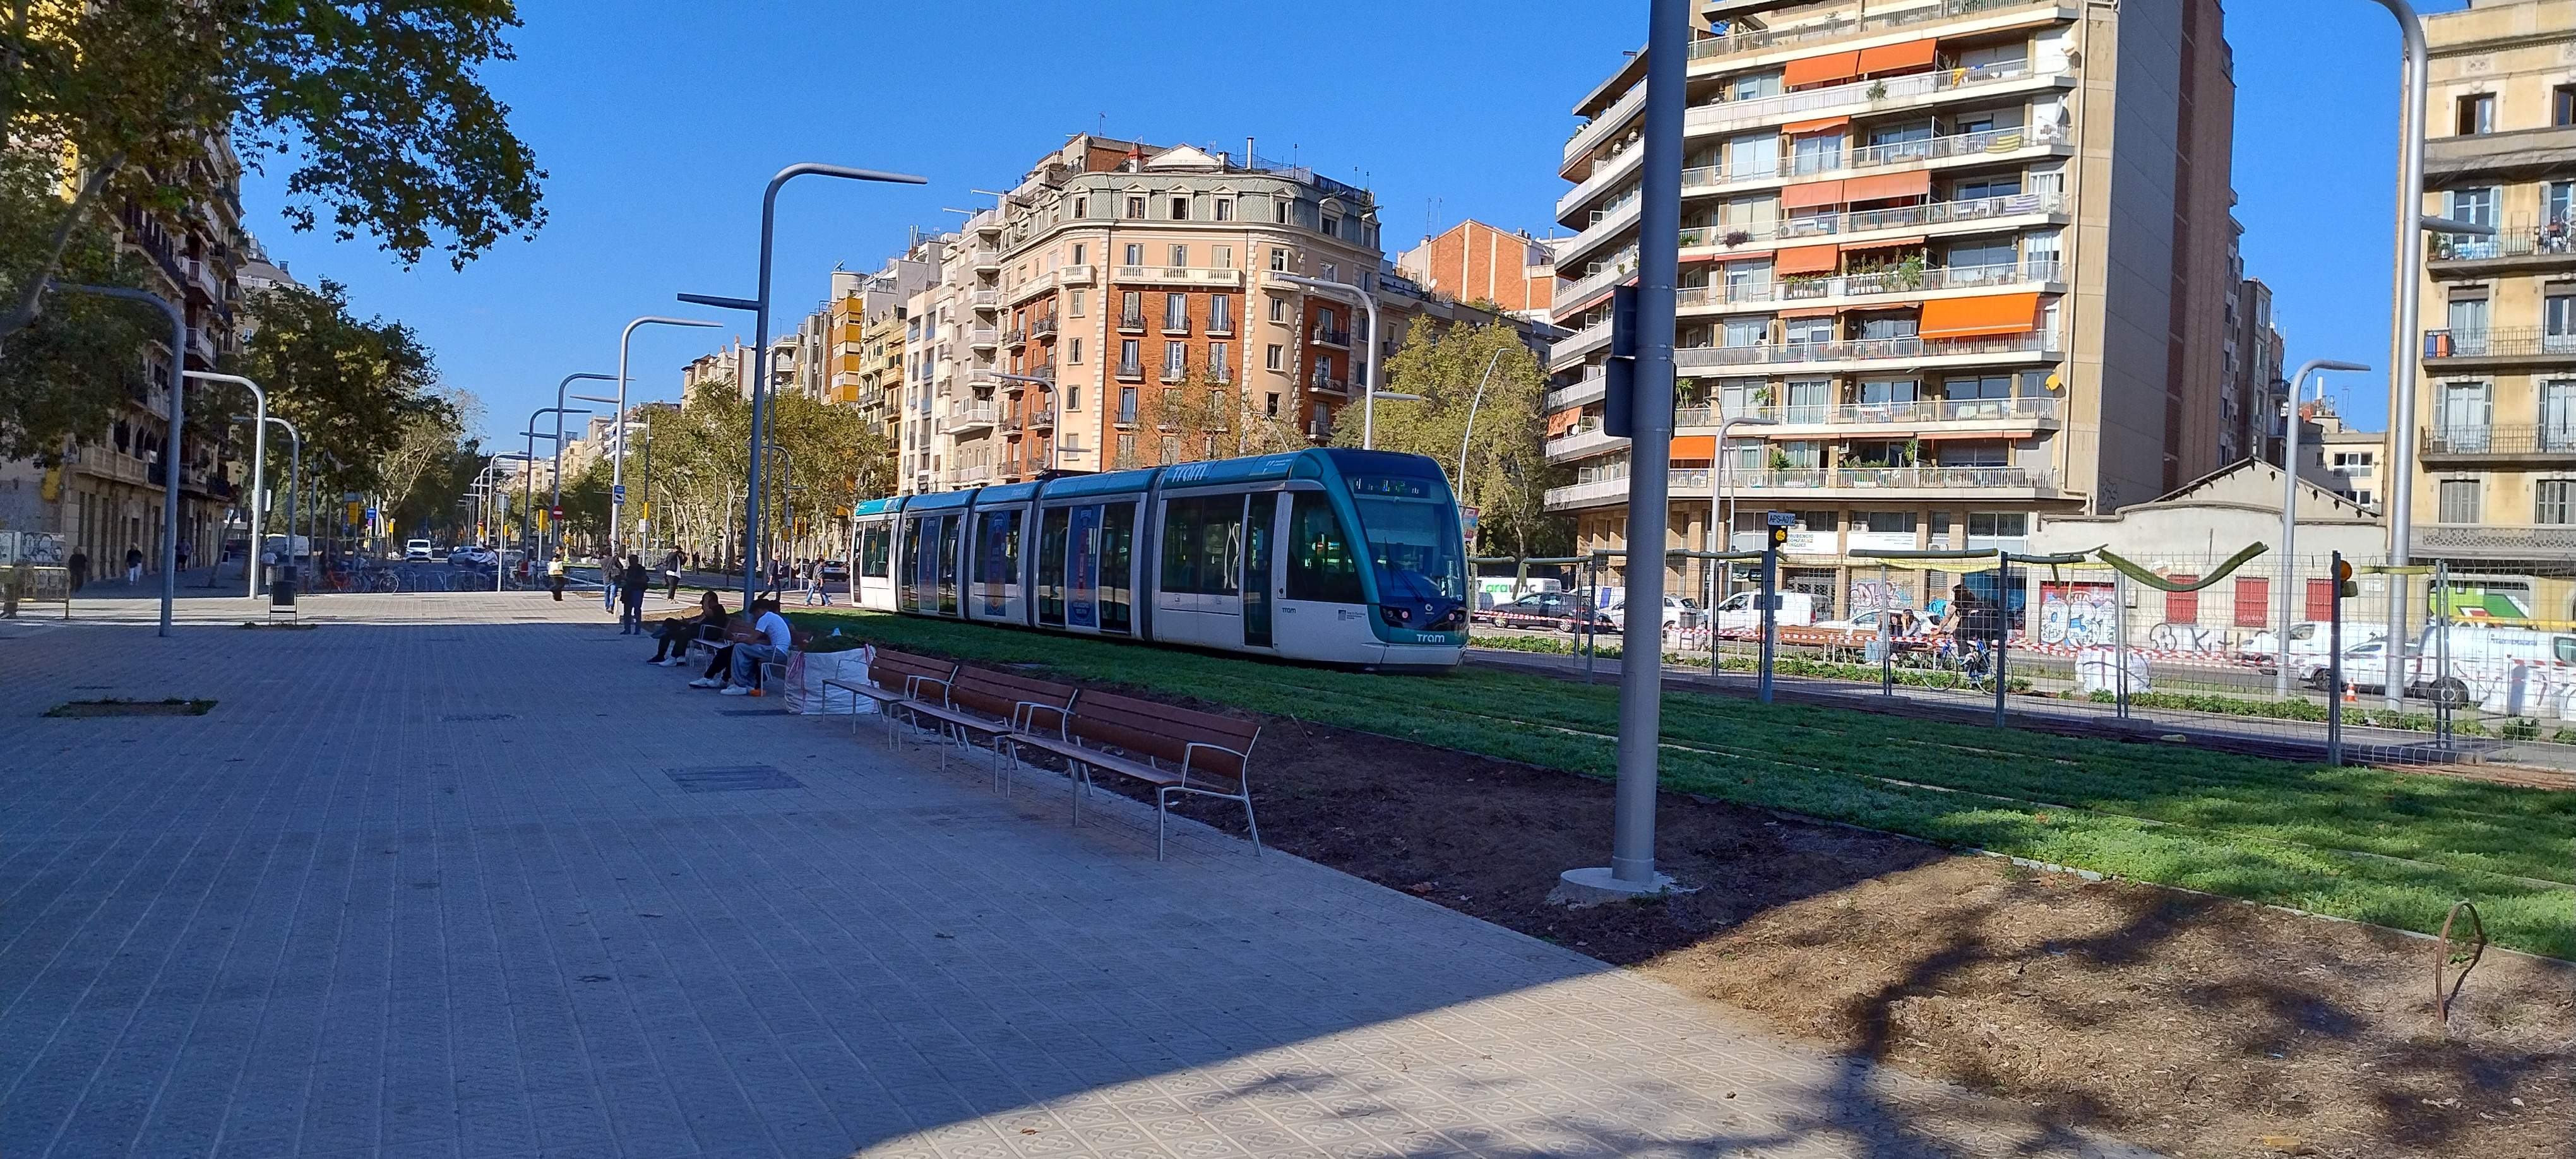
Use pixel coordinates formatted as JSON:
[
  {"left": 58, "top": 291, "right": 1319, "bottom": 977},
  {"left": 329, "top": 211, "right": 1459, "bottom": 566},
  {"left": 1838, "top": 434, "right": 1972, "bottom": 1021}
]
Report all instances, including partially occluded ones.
[{"left": 785, "top": 645, "right": 878, "bottom": 715}]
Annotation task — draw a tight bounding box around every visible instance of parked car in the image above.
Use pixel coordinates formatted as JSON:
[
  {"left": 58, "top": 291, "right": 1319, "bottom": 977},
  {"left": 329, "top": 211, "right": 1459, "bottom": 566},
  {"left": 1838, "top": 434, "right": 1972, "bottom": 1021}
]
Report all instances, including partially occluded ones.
[
  {"left": 1605, "top": 594, "right": 1700, "bottom": 631},
  {"left": 403, "top": 538, "right": 434, "bottom": 561},
  {"left": 819, "top": 560, "right": 849, "bottom": 583},
  {"left": 1485, "top": 591, "right": 1614, "bottom": 634},
  {"left": 1707, "top": 590, "right": 1818, "bottom": 631},
  {"left": 2306, "top": 623, "right": 2576, "bottom": 704}
]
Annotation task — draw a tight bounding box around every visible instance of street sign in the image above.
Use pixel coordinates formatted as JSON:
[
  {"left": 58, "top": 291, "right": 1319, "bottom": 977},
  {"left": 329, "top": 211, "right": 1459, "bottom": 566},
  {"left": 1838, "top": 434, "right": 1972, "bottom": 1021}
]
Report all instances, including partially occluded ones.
[
  {"left": 612, "top": 484, "right": 626, "bottom": 502},
  {"left": 364, "top": 506, "right": 377, "bottom": 521},
  {"left": 1765, "top": 510, "right": 1796, "bottom": 528},
  {"left": 550, "top": 506, "right": 563, "bottom": 518}
]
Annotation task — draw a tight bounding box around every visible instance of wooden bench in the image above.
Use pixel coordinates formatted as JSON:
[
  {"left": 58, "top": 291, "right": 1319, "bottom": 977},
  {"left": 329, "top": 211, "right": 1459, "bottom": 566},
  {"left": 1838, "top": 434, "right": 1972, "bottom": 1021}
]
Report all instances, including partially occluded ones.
[
  {"left": 1008, "top": 690, "right": 1263, "bottom": 861},
  {"left": 902, "top": 665, "right": 1080, "bottom": 791},
  {"left": 821, "top": 648, "right": 958, "bottom": 747}
]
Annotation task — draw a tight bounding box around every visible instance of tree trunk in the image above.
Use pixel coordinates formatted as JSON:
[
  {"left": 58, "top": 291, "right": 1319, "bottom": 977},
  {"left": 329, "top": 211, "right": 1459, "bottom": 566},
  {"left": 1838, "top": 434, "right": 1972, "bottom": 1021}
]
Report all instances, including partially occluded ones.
[{"left": 0, "top": 156, "right": 123, "bottom": 347}]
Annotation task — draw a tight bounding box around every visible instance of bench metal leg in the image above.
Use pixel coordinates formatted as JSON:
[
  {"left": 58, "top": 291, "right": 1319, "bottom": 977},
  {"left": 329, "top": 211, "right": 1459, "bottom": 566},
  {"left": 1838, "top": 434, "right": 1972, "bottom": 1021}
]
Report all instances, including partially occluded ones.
[{"left": 1240, "top": 792, "right": 1262, "bottom": 858}]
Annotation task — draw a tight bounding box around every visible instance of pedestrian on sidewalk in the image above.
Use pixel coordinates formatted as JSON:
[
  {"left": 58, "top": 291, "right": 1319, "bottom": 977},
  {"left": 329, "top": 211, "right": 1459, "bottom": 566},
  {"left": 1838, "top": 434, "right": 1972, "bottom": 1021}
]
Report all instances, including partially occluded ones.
[
  {"left": 617, "top": 554, "right": 648, "bottom": 634},
  {"left": 546, "top": 552, "right": 567, "bottom": 600},
  {"left": 662, "top": 547, "right": 682, "bottom": 600},
  {"left": 720, "top": 597, "right": 793, "bottom": 696},
  {"left": 123, "top": 546, "right": 142, "bottom": 584},
  {"left": 66, "top": 550, "right": 86, "bottom": 592},
  {"left": 175, "top": 540, "right": 190, "bottom": 576}
]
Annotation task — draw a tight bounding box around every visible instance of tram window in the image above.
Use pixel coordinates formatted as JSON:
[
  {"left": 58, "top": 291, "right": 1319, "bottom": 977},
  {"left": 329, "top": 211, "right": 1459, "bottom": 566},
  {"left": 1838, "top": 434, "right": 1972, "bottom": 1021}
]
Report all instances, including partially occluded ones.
[
  {"left": 1286, "top": 492, "right": 1365, "bottom": 603},
  {"left": 935, "top": 516, "right": 961, "bottom": 614},
  {"left": 1039, "top": 507, "right": 1068, "bottom": 626},
  {"left": 1102, "top": 502, "right": 1135, "bottom": 633},
  {"left": 977, "top": 509, "right": 1020, "bottom": 614},
  {"left": 1198, "top": 497, "right": 1243, "bottom": 596},
  {"left": 859, "top": 525, "right": 891, "bottom": 578},
  {"left": 900, "top": 517, "right": 929, "bottom": 610},
  {"left": 1160, "top": 497, "right": 1202, "bottom": 593}
]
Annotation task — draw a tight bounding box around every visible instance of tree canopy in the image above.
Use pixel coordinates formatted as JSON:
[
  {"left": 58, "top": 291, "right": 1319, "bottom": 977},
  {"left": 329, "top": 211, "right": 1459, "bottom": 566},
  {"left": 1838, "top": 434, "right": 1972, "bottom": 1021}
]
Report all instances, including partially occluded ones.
[
  {"left": 204, "top": 280, "right": 450, "bottom": 529},
  {"left": 1328, "top": 321, "right": 1568, "bottom": 557}
]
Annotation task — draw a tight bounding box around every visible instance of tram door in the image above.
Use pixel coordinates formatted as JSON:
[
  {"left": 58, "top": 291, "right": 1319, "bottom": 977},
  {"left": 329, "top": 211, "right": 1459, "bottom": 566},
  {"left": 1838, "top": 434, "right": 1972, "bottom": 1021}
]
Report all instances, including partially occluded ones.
[{"left": 1243, "top": 493, "right": 1277, "bottom": 648}]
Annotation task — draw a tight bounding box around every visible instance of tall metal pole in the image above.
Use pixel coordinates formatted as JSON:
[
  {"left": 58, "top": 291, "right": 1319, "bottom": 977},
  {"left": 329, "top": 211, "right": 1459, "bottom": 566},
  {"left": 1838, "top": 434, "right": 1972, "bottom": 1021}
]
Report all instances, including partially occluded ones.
[
  {"left": 2275, "top": 359, "right": 2370, "bottom": 696},
  {"left": 185, "top": 371, "right": 266, "bottom": 598},
  {"left": 611, "top": 318, "right": 717, "bottom": 559},
  {"left": 2373, "top": 0, "right": 2429, "bottom": 713},
  {"left": 1559, "top": 0, "right": 1685, "bottom": 900},
  {"left": 56, "top": 283, "right": 184, "bottom": 636},
  {"left": 266, "top": 417, "right": 300, "bottom": 598},
  {"left": 1457, "top": 348, "right": 1504, "bottom": 486}
]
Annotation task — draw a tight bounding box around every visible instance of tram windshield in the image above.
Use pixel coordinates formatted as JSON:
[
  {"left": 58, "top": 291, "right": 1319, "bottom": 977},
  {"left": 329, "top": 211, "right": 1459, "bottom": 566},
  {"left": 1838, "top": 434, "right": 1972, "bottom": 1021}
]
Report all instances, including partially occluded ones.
[{"left": 1351, "top": 495, "right": 1466, "bottom": 609}]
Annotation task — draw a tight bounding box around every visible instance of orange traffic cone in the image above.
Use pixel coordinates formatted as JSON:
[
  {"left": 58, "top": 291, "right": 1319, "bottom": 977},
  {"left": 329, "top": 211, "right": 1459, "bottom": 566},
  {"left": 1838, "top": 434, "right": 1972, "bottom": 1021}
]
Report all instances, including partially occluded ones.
[{"left": 2342, "top": 681, "right": 2358, "bottom": 704}]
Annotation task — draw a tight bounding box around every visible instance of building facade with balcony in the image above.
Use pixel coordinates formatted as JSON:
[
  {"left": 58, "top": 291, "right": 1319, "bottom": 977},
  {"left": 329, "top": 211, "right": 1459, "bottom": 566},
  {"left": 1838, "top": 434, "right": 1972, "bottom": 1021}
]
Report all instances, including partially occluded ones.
[
  {"left": 2223, "top": 271, "right": 2288, "bottom": 469},
  {"left": 2414, "top": 0, "right": 2576, "bottom": 602},
  {"left": 1541, "top": 0, "right": 2238, "bottom": 615},
  {"left": 0, "top": 137, "right": 249, "bottom": 576}
]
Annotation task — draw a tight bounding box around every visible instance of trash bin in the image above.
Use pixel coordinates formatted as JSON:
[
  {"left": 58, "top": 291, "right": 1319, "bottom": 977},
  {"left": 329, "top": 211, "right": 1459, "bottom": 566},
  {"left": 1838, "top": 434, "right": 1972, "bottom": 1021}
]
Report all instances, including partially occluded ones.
[{"left": 268, "top": 562, "right": 297, "bottom": 610}]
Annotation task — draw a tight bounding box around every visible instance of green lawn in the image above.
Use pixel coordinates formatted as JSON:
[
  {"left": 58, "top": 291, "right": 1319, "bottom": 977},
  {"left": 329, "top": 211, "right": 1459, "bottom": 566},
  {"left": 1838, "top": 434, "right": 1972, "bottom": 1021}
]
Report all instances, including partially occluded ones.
[{"left": 791, "top": 610, "right": 2576, "bottom": 959}]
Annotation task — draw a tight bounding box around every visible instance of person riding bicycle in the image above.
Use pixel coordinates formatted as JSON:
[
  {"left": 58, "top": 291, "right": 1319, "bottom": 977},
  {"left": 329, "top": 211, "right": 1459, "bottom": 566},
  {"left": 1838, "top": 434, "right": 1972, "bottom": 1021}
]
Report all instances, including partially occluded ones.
[{"left": 1939, "top": 583, "right": 2002, "bottom": 679}]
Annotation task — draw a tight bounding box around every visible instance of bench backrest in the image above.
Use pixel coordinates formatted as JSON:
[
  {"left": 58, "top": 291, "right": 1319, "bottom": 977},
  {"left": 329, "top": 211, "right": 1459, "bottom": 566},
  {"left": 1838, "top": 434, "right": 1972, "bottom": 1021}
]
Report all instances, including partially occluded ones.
[
  {"left": 869, "top": 648, "right": 958, "bottom": 700},
  {"left": 949, "top": 665, "right": 1079, "bottom": 729},
  {"left": 1068, "top": 689, "right": 1261, "bottom": 787}
]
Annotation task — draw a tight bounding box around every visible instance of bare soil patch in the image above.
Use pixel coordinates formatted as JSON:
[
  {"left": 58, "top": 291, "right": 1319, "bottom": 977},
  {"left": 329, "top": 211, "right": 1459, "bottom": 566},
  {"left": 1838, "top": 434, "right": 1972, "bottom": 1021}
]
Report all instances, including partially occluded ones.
[{"left": 1075, "top": 711, "right": 2573, "bottom": 1159}]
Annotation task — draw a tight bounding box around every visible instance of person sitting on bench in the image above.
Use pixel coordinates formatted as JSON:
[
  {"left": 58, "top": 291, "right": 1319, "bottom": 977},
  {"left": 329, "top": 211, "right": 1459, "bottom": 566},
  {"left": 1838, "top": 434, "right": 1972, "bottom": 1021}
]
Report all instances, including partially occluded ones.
[
  {"left": 719, "top": 597, "right": 794, "bottom": 697},
  {"left": 650, "top": 590, "right": 727, "bottom": 666}
]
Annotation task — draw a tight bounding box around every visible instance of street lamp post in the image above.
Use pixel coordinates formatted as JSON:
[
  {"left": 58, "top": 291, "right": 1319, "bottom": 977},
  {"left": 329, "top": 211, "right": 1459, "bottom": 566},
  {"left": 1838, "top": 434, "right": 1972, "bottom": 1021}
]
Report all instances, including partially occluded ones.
[
  {"left": 524, "top": 407, "right": 588, "bottom": 561},
  {"left": 1709, "top": 414, "right": 1780, "bottom": 615},
  {"left": 186, "top": 371, "right": 266, "bottom": 598},
  {"left": 52, "top": 282, "right": 185, "bottom": 636},
  {"left": 238, "top": 415, "right": 299, "bottom": 599},
  {"left": 610, "top": 318, "right": 718, "bottom": 558},
  {"left": 762, "top": 443, "right": 793, "bottom": 583},
  {"left": 1455, "top": 348, "right": 1507, "bottom": 486},
  {"left": 2276, "top": 359, "right": 2372, "bottom": 696},
  {"left": 679, "top": 161, "right": 927, "bottom": 607},
  {"left": 478, "top": 453, "right": 534, "bottom": 592},
  {"left": 548, "top": 372, "right": 614, "bottom": 525}
]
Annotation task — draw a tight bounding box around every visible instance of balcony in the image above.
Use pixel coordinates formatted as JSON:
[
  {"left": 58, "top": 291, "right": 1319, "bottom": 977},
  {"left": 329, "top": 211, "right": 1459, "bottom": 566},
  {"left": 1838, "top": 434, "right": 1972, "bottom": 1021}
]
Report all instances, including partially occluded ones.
[
  {"left": 967, "top": 289, "right": 1000, "bottom": 311},
  {"left": 1032, "top": 315, "right": 1060, "bottom": 339},
  {"left": 1118, "top": 311, "right": 1147, "bottom": 334},
  {"left": 1556, "top": 257, "right": 1638, "bottom": 312},
  {"left": 1311, "top": 326, "right": 1352, "bottom": 349},
  {"left": 1546, "top": 369, "right": 1609, "bottom": 412},
  {"left": 1111, "top": 265, "right": 1246, "bottom": 288},
  {"left": 1548, "top": 317, "right": 1616, "bottom": 372},
  {"left": 1544, "top": 423, "right": 1624, "bottom": 462},
  {"left": 2418, "top": 522, "right": 2576, "bottom": 560},
  {"left": 950, "top": 465, "right": 993, "bottom": 487},
  {"left": 2428, "top": 218, "right": 2576, "bottom": 274},
  {"left": 1116, "top": 362, "right": 1145, "bottom": 381},
  {"left": 2426, "top": 124, "right": 2576, "bottom": 182},
  {"left": 184, "top": 256, "right": 222, "bottom": 304},
  {"left": 1676, "top": 397, "right": 2060, "bottom": 437},
  {"left": 1028, "top": 406, "right": 1056, "bottom": 430},
  {"left": 1686, "top": 61, "right": 2065, "bottom": 136},
  {"left": 1679, "top": 123, "right": 2068, "bottom": 197},
  {"left": 1682, "top": 191, "right": 2067, "bottom": 254},
  {"left": 1563, "top": 80, "right": 1649, "bottom": 174},
  {"left": 947, "top": 402, "right": 998, "bottom": 434},
  {"left": 185, "top": 325, "right": 219, "bottom": 366},
  {"left": 2421, "top": 327, "right": 2576, "bottom": 369},
  {"left": 1162, "top": 318, "right": 1192, "bottom": 336},
  {"left": 2420, "top": 424, "right": 2576, "bottom": 462},
  {"left": 1676, "top": 330, "right": 2057, "bottom": 373},
  {"left": 1003, "top": 325, "right": 1027, "bottom": 347},
  {"left": 1544, "top": 465, "right": 2054, "bottom": 511},
  {"left": 1559, "top": 193, "right": 1645, "bottom": 266},
  {"left": 1689, "top": 0, "right": 2061, "bottom": 64},
  {"left": 1676, "top": 258, "right": 2060, "bottom": 316},
  {"left": 1308, "top": 374, "right": 1351, "bottom": 395},
  {"left": 970, "top": 247, "right": 1001, "bottom": 272},
  {"left": 1058, "top": 264, "right": 1095, "bottom": 287},
  {"left": 1556, "top": 139, "right": 1647, "bottom": 224},
  {"left": 1004, "top": 271, "right": 1056, "bottom": 305},
  {"left": 966, "top": 325, "right": 999, "bottom": 350}
]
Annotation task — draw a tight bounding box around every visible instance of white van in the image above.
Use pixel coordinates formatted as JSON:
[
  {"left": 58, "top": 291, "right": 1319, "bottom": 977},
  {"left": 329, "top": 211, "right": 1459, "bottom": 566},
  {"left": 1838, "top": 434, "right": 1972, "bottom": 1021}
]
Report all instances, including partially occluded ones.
[
  {"left": 1708, "top": 590, "right": 1817, "bottom": 631},
  {"left": 2321, "top": 624, "right": 2576, "bottom": 705}
]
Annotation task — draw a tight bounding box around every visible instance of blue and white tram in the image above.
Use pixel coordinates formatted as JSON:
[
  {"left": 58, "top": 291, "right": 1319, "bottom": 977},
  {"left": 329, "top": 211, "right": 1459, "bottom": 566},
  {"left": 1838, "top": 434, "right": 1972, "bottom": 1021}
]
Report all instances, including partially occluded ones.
[{"left": 846, "top": 448, "right": 1469, "bottom": 667}]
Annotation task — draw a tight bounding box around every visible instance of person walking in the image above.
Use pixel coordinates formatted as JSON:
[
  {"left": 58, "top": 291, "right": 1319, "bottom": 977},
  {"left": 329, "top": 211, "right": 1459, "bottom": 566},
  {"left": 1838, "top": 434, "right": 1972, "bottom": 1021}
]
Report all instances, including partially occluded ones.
[
  {"left": 66, "top": 550, "right": 87, "bottom": 593},
  {"left": 174, "top": 539, "right": 191, "bottom": 578},
  {"left": 662, "top": 547, "right": 683, "bottom": 601},
  {"left": 546, "top": 552, "right": 567, "bottom": 600},
  {"left": 122, "top": 545, "right": 143, "bottom": 585},
  {"left": 617, "top": 554, "right": 648, "bottom": 634}
]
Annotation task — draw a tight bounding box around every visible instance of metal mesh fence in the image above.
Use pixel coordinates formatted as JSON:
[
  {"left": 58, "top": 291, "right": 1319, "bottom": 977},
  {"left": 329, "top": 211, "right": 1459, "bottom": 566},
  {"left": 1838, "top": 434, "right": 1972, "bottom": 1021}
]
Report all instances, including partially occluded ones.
[{"left": 1469, "top": 549, "right": 2576, "bottom": 775}]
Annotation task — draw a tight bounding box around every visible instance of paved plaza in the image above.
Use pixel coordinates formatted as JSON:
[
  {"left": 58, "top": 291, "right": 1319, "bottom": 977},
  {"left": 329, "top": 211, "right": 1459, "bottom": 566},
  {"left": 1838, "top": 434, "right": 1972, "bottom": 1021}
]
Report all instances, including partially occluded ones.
[{"left": 0, "top": 593, "right": 2156, "bottom": 1158}]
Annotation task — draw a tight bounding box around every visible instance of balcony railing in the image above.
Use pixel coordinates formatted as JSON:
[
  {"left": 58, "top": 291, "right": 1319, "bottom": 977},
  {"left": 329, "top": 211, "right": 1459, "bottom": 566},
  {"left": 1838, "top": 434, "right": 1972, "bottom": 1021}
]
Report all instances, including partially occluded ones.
[
  {"left": 966, "top": 290, "right": 999, "bottom": 310},
  {"left": 1111, "top": 265, "right": 1246, "bottom": 287},
  {"left": 1116, "top": 362, "right": 1145, "bottom": 380},
  {"left": 1557, "top": 256, "right": 1638, "bottom": 308},
  {"left": 1676, "top": 396, "right": 2061, "bottom": 429},
  {"left": 2418, "top": 522, "right": 2576, "bottom": 556},
  {"left": 1545, "top": 465, "right": 2051, "bottom": 508},
  {"left": 1118, "top": 312, "right": 1147, "bottom": 333},
  {"left": 966, "top": 325, "right": 999, "bottom": 347},
  {"left": 947, "top": 403, "right": 998, "bottom": 431},
  {"left": 1686, "top": 61, "right": 2058, "bottom": 134},
  {"left": 1690, "top": 0, "right": 2058, "bottom": 62},
  {"left": 2429, "top": 217, "right": 2576, "bottom": 262},
  {"left": 1676, "top": 258, "right": 2060, "bottom": 311},
  {"left": 1565, "top": 80, "right": 1649, "bottom": 165},
  {"left": 1676, "top": 330, "right": 2056, "bottom": 370},
  {"left": 1309, "top": 374, "right": 1351, "bottom": 394},
  {"left": 1032, "top": 316, "right": 1060, "bottom": 338},
  {"left": 1162, "top": 317, "right": 1192, "bottom": 336},
  {"left": 1682, "top": 191, "right": 2066, "bottom": 252},
  {"left": 1557, "top": 140, "right": 1647, "bottom": 220},
  {"left": 2422, "top": 327, "right": 2576, "bottom": 360},
  {"left": 2421, "top": 424, "right": 2576, "bottom": 456},
  {"left": 1679, "top": 123, "right": 2065, "bottom": 193},
  {"left": 1311, "top": 327, "right": 1352, "bottom": 348}
]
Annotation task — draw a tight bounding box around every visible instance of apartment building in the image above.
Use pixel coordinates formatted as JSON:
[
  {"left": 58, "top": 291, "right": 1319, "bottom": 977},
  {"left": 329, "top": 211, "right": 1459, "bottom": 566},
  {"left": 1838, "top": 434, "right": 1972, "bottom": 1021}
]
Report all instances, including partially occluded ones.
[
  {"left": 2414, "top": 0, "right": 2576, "bottom": 602},
  {"left": 2223, "top": 272, "right": 2287, "bottom": 468},
  {"left": 1395, "top": 220, "right": 1560, "bottom": 321},
  {"left": 2297, "top": 401, "right": 2383, "bottom": 511},
  {"left": 0, "top": 137, "right": 249, "bottom": 573},
  {"left": 680, "top": 340, "right": 758, "bottom": 397},
  {"left": 1543, "top": 0, "right": 2237, "bottom": 614}
]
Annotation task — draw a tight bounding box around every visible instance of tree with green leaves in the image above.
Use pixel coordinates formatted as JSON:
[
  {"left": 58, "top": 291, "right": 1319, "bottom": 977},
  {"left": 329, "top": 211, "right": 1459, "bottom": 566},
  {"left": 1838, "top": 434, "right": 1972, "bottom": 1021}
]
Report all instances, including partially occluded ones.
[
  {"left": 0, "top": 0, "right": 546, "bottom": 343},
  {"left": 1328, "top": 321, "right": 1567, "bottom": 557},
  {"left": 0, "top": 152, "right": 154, "bottom": 461}
]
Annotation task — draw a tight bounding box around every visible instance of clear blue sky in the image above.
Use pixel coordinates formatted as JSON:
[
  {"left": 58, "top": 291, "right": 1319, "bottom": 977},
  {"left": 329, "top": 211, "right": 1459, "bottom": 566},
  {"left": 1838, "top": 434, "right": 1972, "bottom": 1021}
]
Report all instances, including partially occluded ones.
[{"left": 238, "top": 0, "right": 2466, "bottom": 446}]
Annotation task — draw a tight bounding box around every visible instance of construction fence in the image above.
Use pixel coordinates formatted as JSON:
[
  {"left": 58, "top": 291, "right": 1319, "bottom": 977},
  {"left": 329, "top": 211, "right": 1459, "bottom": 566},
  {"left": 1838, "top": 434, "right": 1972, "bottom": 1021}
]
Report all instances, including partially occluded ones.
[{"left": 1470, "top": 547, "right": 2576, "bottom": 775}]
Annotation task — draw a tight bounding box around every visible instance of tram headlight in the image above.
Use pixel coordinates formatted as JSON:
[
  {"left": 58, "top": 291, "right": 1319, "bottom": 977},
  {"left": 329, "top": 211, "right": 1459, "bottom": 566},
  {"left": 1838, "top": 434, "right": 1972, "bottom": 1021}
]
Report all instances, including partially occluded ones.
[{"left": 1378, "top": 604, "right": 1412, "bottom": 627}]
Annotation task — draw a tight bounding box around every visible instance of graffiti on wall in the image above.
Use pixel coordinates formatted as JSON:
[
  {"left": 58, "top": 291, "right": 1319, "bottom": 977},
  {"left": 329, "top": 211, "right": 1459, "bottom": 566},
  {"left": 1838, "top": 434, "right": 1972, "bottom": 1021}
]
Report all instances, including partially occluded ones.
[{"left": 2038, "top": 582, "right": 2116, "bottom": 646}]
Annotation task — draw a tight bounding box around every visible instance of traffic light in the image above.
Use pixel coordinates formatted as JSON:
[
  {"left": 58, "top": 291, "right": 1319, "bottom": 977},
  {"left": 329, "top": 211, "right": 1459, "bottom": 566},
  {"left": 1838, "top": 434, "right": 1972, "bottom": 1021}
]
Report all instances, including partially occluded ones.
[
  {"left": 2334, "top": 555, "right": 2358, "bottom": 600},
  {"left": 1602, "top": 283, "right": 1640, "bottom": 438},
  {"left": 1768, "top": 524, "right": 1789, "bottom": 549}
]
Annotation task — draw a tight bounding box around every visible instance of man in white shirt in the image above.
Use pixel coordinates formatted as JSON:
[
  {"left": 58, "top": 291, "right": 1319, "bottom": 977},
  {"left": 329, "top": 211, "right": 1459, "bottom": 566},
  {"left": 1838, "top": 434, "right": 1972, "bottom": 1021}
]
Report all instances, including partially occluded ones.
[{"left": 720, "top": 597, "right": 795, "bottom": 696}]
